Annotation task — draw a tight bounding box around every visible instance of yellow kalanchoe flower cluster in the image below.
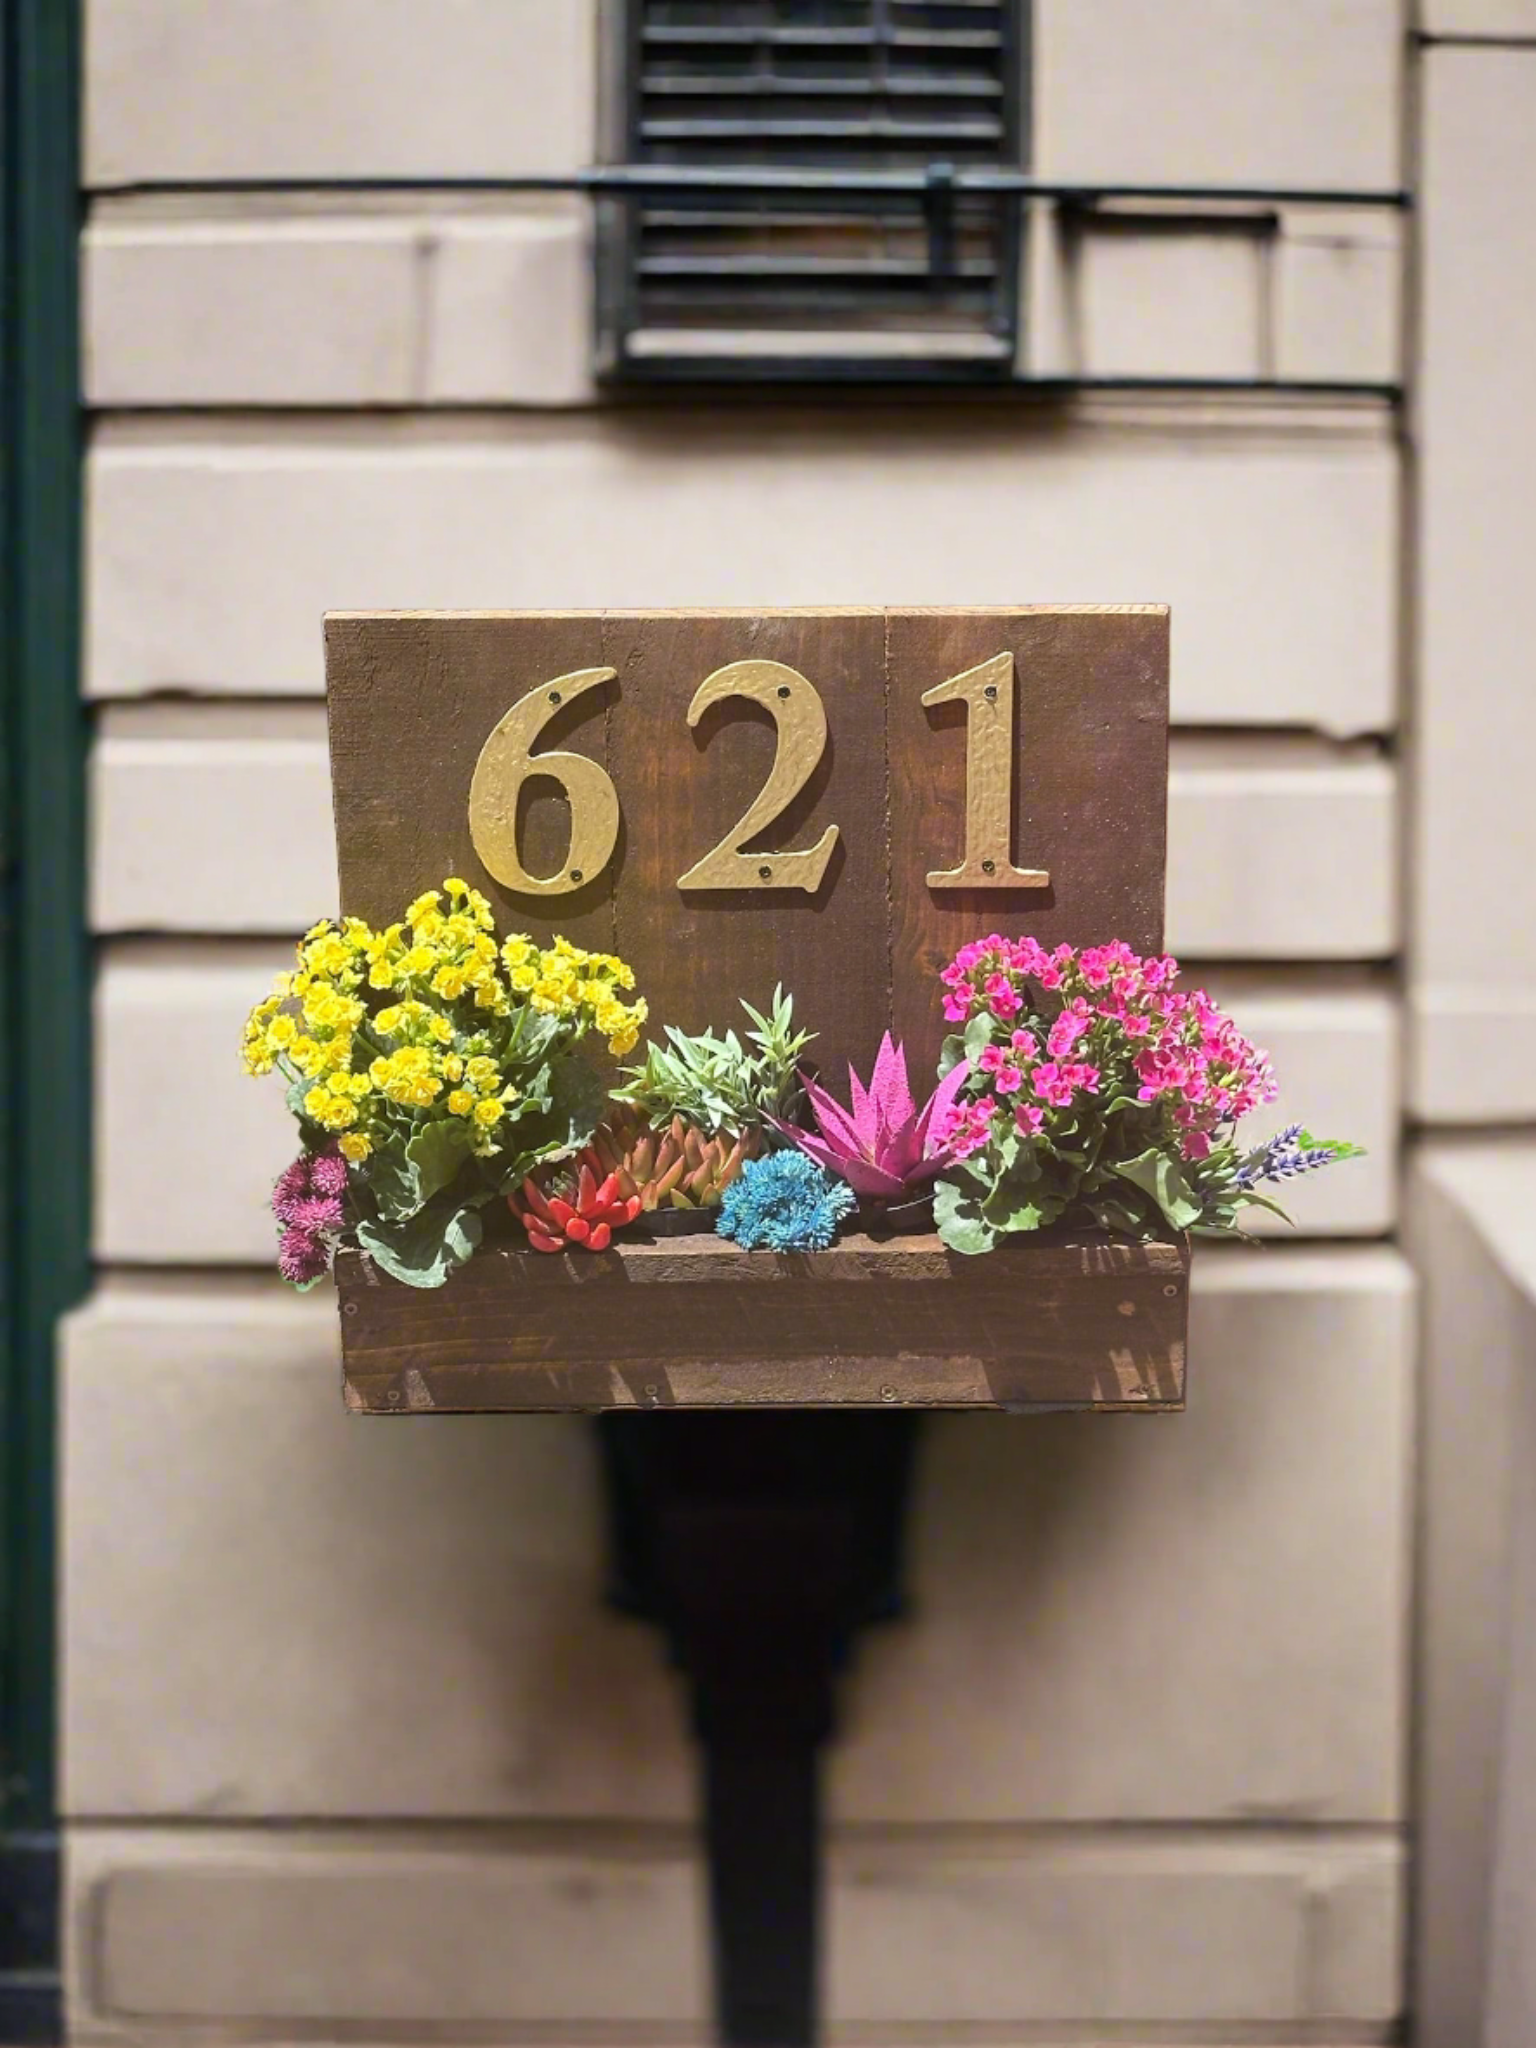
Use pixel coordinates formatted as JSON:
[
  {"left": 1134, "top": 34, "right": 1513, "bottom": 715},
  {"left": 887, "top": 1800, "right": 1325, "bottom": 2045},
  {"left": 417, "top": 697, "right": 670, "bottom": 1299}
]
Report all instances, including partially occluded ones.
[
  {"left": 241, "top": 878, "right": 647, "bottom": 1168},
  {"left": 501, "top": 933, "right": 644, "bottom": 1057}
]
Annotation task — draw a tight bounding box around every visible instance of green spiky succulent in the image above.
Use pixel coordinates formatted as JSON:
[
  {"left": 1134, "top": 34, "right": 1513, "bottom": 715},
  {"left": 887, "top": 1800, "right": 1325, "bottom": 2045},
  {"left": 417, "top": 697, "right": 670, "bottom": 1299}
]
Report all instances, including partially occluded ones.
[{"left": 610, "top": 987, "right": 813, "bottom": 1142}]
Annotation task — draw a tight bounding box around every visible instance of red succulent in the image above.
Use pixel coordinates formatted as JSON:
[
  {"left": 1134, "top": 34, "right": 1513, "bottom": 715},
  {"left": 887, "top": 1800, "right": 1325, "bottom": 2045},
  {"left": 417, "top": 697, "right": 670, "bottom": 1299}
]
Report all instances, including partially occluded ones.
[{"left": 508, "top": 1160, "right": 642, "bottom": 1253}]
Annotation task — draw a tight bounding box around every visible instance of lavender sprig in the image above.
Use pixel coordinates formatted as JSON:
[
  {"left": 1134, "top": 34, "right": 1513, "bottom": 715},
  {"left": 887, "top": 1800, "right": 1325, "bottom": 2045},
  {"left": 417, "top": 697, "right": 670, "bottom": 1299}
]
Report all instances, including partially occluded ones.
[{"left": 1234, "top": 1124, "right": 1363, "bottom": 1190}]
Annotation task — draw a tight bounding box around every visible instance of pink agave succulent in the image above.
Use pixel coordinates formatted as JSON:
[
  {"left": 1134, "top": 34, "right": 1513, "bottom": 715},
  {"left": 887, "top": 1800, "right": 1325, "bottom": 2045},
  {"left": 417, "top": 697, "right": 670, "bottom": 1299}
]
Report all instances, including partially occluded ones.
[{"left": 775, "top": 1033, "right": 971, "bottom": 1200}]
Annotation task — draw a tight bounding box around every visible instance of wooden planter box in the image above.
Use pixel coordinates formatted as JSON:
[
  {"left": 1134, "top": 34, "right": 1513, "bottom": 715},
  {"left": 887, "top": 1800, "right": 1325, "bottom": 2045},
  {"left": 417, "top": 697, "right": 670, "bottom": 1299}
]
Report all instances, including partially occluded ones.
[{"left": 336, "top": 1229, "right": 1190, "bottom": 1415}]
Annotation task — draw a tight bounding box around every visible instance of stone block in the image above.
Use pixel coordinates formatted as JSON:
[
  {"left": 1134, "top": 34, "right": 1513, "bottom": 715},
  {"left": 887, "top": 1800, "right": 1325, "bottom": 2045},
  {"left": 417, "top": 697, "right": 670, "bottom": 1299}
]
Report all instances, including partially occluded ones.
[
  {"left": 86, "top": 0, "right": 596, "bottom": 185},
  {"left": 1408, "top": 1139, "right": 1536, "bottom": 2048},
  {"left": 1414, "top": 48, "right": 1536, "bottom": 1118},
  {"left": 62, "top": 1820, "right": 1402, "bottom": 2039},
  {"left": 1274, "top": 207, "right": 1403, "bottom": 386},
  {"left": 1202, "top": 972, "right": 1400, "bottom": 1236},
  {"left": 87, "top": 411, "right": 1399, "bottom": 733},
  {"left": 90, "top": 706, "right": 336, "bottom": 933},
  {"left": 1167, "top": 736, "right": 1397, "bottom": 960},
  {"left": 425, "top": 210, "right": 595, "bottom": 407},
  {"left": 1034, "top": 0, "right": 1402, "bottom": 188},
  {"left": 1074, "top": 218, "right": 1265, "bottom": 380},
  {"left": 84, "top": 217, "right": 421, "bottom": 406}
]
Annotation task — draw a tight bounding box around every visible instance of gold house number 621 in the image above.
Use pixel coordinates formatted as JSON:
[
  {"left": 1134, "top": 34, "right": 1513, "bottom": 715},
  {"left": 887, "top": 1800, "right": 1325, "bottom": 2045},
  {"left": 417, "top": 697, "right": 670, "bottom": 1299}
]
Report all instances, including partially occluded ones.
[{"left": 466, "top": 653, "right": 1050, "bottom": 897}]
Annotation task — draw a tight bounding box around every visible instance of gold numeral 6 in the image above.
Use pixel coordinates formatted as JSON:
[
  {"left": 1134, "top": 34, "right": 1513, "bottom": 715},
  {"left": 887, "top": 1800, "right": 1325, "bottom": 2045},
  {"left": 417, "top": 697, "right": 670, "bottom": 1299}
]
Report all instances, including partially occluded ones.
[
  {"left": 467, "top": 667, "right": 620, "bottom": 896},
  {"left": 677, "top": 660, "right": 839, "bottom": 893}
]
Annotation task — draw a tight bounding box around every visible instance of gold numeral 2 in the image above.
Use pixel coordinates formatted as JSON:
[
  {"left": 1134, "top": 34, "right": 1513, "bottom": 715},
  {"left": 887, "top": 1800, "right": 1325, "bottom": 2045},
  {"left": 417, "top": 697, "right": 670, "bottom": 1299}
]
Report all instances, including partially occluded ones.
[
  {"left": 922, "top": 651, "right": 1050, "bottom": 891},
  {"left": 676, "top": 660, "right": 839, "bottom": 893},
  {"left": 467, "top": 667, "right": 620, "bottom": 896}
]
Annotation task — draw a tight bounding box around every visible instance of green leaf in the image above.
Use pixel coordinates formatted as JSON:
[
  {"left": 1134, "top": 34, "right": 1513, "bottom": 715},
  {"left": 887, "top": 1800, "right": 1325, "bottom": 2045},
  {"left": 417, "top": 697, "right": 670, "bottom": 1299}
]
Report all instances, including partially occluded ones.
[
  {"left": 404, "top": 1118, "right": 475, "bottom": 1207},
  {"left": 992, "top": 1123, "right": 1026, "bottom": 1177},
  {"left": 933, "top": 1176, "right": 997, "bottom": 1256},
  {"left": 544, "top": 1056, "right": 604, "bottom": 1154},
  {"left": 497, "top": 1141, "right": 560, "bottom": 1191},
  {"left": 938, "top": 1032, "right": 969, "bottom": 1081},
  {"left": 1111, "top": 1147, "right": 1204, "bottom": 1231},
  {"left": 514, "top": 1058, "right": 557, "bottom": 1119},
  {"left": 512, "top": 1008, "right": 563, "bottom": 1068},
  {"left": 284, "top": 1070, "right": 314, "bottom": 1121},
  {"left": 1085, "top": 1191, "right": 1152, "bottom": 1236},
  {"left": 1236, "top": 1188, "right": 1295, "bottom": 1224},
  {"left": 494, "top": 1057, "right": 605, "bottom": 1193},
  {"left": 1297, "top": 1130, "right": 1368, "bottom": 1161},
  {"left": 982, "top": 1184, "right": 1061, "bottom": 1234},
  {"left": 356, "top": 1190, "right": 484, "bottom": 1290},
  {"left": 962, "top": 1012, "right": 996, "bottom": 1063},
  {"left": 364, "top": 1143, "right": 424, "bottom": 1223}
]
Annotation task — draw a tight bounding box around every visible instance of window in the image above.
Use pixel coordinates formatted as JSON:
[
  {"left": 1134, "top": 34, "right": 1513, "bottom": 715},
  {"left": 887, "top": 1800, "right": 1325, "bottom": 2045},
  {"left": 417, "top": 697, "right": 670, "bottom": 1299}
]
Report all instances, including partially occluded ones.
[{"left": 598, "top": 0, "right": 1026, "bottom": 382}]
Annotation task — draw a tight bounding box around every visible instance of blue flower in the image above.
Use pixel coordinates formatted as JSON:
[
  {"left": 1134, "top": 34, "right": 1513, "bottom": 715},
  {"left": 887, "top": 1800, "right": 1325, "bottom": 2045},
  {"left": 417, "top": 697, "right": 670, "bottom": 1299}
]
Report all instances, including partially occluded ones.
[{"left": 716, "top": 1150, "right": 856, "bottom": 1252}]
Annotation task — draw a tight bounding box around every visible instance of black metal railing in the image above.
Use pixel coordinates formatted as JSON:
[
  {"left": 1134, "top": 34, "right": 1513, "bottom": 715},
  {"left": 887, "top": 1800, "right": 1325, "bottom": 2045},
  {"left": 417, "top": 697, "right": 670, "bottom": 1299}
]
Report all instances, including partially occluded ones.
[{"left": 94, "top": 166, "right": 1411, "bottom": 398}]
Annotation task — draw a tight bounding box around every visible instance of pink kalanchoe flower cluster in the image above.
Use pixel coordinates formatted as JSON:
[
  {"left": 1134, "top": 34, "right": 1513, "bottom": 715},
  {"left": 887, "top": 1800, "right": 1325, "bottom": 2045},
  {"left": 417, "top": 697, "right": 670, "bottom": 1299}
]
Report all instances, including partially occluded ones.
[
  {"left": 936, "top": 936, "right": 1276, "bottom": 1160},
  {"left": 272, "top": 1145, "right": 349, "bottom": 1286},
  {"left": 939, "top": 1096, "right": 999, "bottom": 1160}
]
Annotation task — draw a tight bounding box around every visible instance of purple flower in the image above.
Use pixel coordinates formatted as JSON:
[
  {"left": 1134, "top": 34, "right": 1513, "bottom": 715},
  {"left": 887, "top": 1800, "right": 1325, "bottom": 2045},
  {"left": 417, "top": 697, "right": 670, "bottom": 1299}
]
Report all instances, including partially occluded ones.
[
  {"left": 284, "top": 1192, "right": 346, "bottom": 1233},
  {"left": 309, "top": 1150, "right": 349, "bottom": 1198},
  {"left": 1234, "top": 1124, "right": 1331, "bottom": 1189},
  {"left": 273, "top": 1145, "right": 349, "bottom": 1224},
  {"left": 277, "top": 1226, "right": 329, "bottom": 1286},
  {"left": 272, "top": 1157, "right": 313, "bottom": 1224}
]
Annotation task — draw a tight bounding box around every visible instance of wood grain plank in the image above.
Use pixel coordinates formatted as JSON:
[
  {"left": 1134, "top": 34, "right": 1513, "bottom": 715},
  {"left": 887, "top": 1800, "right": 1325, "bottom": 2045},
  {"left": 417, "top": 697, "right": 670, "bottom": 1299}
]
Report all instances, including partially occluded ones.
[
  {"left": 886, "top": 607, "right": 1169, "bottom": 1077},
  {"left": 324, "top": 611, "right": 616, "bottom": 952},
  {"left": 602, "top": 609, "right": 889, "bottom": 1076},
  {"left": 336, "top": 1231, "right": 1189, "bottom": 1415}
]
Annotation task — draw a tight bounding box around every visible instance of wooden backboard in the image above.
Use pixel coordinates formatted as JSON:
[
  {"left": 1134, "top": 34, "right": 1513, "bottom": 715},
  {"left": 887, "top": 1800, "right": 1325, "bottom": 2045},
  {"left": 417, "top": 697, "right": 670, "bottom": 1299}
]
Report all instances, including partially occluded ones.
[{"left": 325, "top": 606, "right": 1169, "bottom": 1079}]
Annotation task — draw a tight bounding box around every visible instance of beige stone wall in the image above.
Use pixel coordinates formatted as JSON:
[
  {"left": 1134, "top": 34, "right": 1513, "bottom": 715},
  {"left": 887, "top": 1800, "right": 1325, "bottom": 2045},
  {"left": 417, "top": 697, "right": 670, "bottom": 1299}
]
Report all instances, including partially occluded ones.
[
  {"left": 1408, "top": 1141, "right": 1536, "bottom": 2048},
  {"left": 72, "top": 3, "right": 1420, "bottom": 2042},
  {"left": 1412, "top": 38, "right": 1536, "bottom": 1119},
  {"left": 1403, "top": 27, "right": 1536, "bottom": 2043}
]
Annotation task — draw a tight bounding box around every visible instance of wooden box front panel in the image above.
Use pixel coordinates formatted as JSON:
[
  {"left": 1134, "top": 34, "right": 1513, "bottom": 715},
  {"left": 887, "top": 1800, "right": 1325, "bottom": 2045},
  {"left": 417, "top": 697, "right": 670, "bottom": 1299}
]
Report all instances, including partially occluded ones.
[
  {"left": 336, "top": 1229, "right": 1189, "bottom": 1415},
  {"left": 325, "top": 607, "right": 1169, "bottom": 1078}
]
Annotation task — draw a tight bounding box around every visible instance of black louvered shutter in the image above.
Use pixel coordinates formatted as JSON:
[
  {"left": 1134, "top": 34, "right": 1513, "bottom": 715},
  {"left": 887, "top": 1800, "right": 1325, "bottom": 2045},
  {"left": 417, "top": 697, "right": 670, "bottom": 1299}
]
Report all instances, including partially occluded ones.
[{"left": 600, "top": 0, "right": 1026, "bottom": 380}]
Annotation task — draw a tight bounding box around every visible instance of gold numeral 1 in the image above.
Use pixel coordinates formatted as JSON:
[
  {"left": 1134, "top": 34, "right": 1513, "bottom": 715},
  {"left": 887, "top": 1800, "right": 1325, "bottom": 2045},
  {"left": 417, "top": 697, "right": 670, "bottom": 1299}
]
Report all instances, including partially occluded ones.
[{"left": 922, "top": 651, "right": 1050, "bottom": 891}]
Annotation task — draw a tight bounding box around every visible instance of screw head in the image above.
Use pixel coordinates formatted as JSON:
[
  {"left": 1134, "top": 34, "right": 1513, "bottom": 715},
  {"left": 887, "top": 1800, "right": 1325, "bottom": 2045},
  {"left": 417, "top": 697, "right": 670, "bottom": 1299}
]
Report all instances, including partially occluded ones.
[
  {"left": 984, "top": 683, "right": 999, "bottom": 701},
  {"left": 880, "top": 1384, "right": 899, "bottom": 1403},
  {"left": 1163, "top": 1283, "right": 1180, "bottom": 1298},
  {"left": 569, "top": 868, "right": 583, "bottom": 883},
  {"left": 548, "top": 690, "right": 562, "bottom": 705},
  {"left": 758, "top": 864, "right": 772, "bottom": 881},
  {"left": 981, "top": 858, "right": 996, "bottom": 875},
  {"left": 342, "top": 1300, "right": 358, "bottom": 1317},
  {"left": 777, "top": 684, "right": 792, "bottom": 699},
  {"left": 387, "top": 1389, "right": 401, "bottom": 1404}
]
